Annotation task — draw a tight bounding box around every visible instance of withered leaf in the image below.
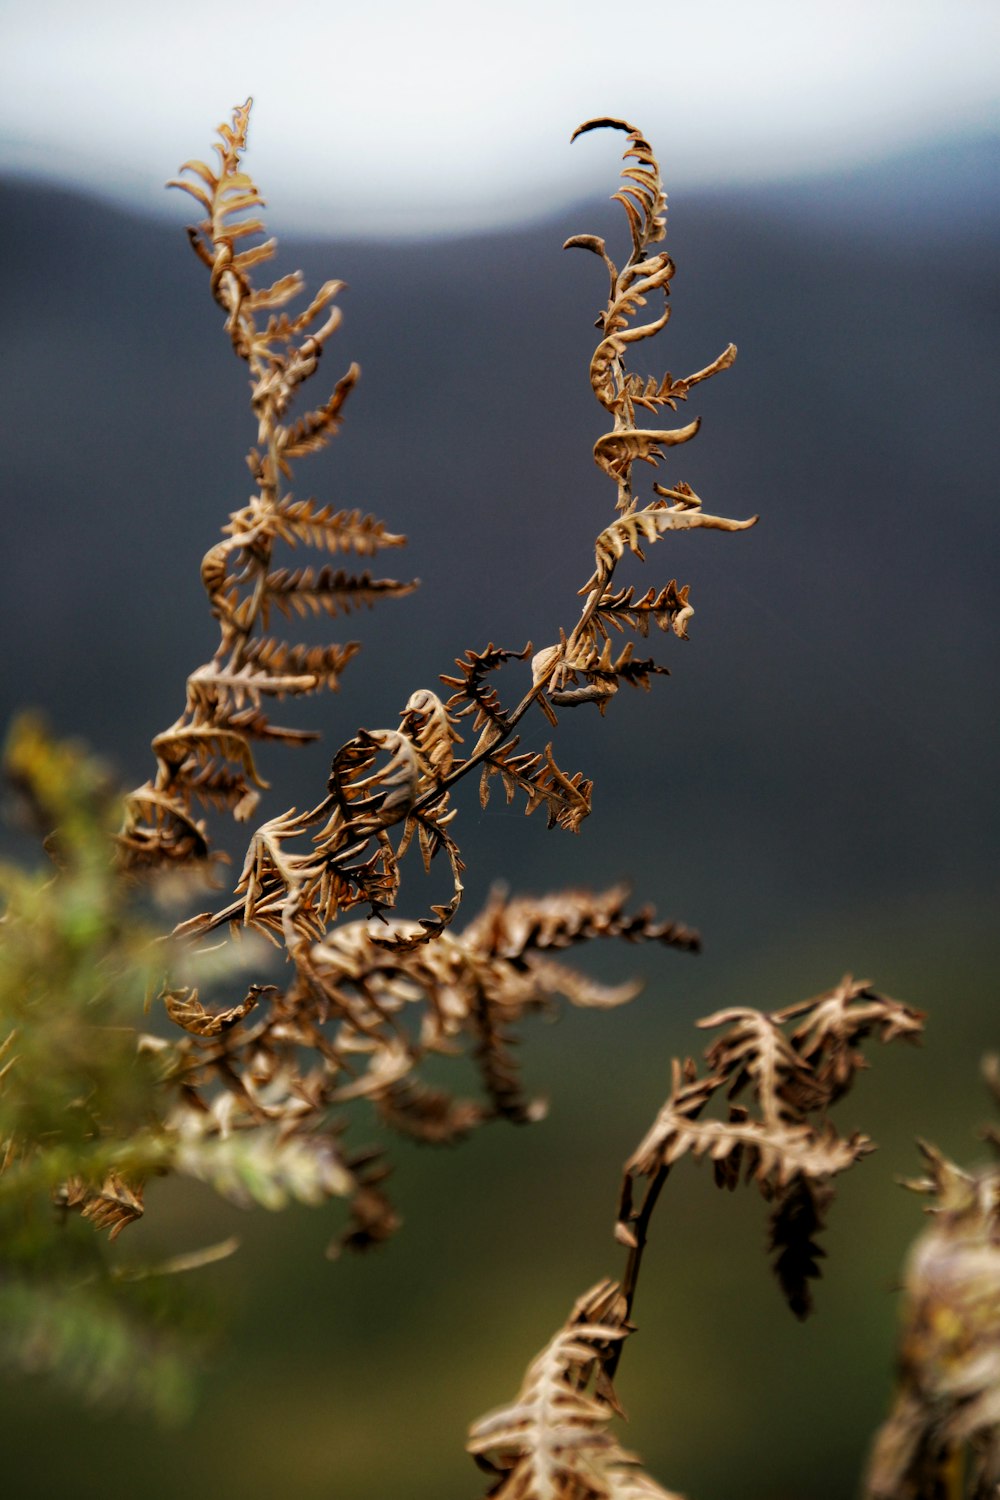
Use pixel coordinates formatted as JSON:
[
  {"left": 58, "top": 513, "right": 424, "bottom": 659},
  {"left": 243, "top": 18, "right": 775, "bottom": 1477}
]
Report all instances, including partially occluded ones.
[{"left": 162, "top": 985, "right": 265, "bottom": 1037}]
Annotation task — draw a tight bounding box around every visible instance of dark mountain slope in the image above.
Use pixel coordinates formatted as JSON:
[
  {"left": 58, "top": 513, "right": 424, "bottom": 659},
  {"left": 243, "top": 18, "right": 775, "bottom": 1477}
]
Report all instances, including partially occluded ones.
[{"left": 2, "top": 152, "right": 996, "bottom": 940}]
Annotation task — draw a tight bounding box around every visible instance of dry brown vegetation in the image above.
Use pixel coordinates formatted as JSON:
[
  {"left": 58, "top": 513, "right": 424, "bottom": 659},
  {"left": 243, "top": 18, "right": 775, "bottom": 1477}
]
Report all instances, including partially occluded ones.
[{"left": 2, "top": 100, "right": 997, "bottom": 1498}]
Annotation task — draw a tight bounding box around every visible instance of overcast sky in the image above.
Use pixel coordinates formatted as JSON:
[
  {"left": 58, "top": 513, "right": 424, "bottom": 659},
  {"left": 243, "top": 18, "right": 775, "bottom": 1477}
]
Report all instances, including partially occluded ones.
[{"left": 1, "top": 0, "right": 998, "bottom": 236}]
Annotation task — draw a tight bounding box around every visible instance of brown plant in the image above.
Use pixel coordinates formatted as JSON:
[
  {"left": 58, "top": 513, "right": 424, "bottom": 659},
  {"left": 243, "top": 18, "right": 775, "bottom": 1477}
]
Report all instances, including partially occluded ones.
[
  {"left": 469, "top": 977, "right": 924, "bottom": 1498},
  {"left": 1, "top": 100, "right": 957, "bottom": 1497},
  {"left": 102, "top": 106, "right": 756, "bottom": 1260},
  {"left": 864, "top": 1059, "right": 1000, "bottom": 1500}
]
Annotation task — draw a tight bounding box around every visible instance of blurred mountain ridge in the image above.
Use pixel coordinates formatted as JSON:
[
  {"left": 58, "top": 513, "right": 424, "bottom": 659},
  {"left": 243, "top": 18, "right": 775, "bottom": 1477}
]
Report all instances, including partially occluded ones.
[
  {"left": 2, "top": 127, "right": 997, "bottom": 242},
  {"left": 1, "top": 135, "right": 997, "bottom": 939}
]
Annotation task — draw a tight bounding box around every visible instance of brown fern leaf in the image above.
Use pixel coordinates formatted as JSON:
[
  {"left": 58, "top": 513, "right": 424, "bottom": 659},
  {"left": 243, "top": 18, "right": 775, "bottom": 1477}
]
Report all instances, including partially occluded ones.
[
  {"left": 541, "top": 639, "right": 671, "bottom": 715},
  {"left": 62, "top": 1172, "right": 145, "bottom": 1242},
  {"left": 326, "top": 841, "right": 403, "bottom": 926},
  {"left": 698, "top": 1007, "right": 825, "bottom": 1126},
  {"left": 572, "top": 118, "right": 667, "bottom": 256},
  {"left": 593, "top": 420, "right": 701, "bottom": 482},
  {"left": 768, "top": 1176, "right": 832, "bottom": 1320},
  {"left": 627, "top": 1105, "right": 869, "bottom": 1189},
  {"left": 261, "top": 565, "right": 418, "bottom": 624},
  {"left": 272, "top": 500, "right": 406, "bottom": 556},
  {"left": 464, "top": 885, "right": 700, "bottom": 960},
  {"left": 518, "top": 958, "right": 642, "bottom": 1012},
  {"left": 471, "top": 999, "right": 546, "bottom": 1126},
  {"left": 481, "top": 742, "right": 593, "bottom": 832},
  {"left": 162, "top": 985, "right": 265, "bottom": 1038},
  {"left": 375, "top": 1075, "right": 486, "bottom": 1145},
  {"left": 864, "top": 1127, "right": 1000, "bottom": 1499},
  {"left": 244, "top": 269, "right": 307, "bottom": 314},
  {"left": 168, "top": 100, "right": 270, "bottom": 347},
  {"left": 620, "top": 978, "right": 922, "bottom": 1318},
  {"left": 587, "top": 495, "right": 756, "bottom": 591},
  {"left": 330, "top": 1034, "right": 419, "bottom": 1103},
  {"left": 441, "top": 642, "right": 533, "bottom": 733},
  {"left": 278, "top": 363, "right": 359, "bottom": 462},
  {"left": 778, "top": 974, "right": 925, "bottom": 1106},
  {"left": 303, "top": 879, "right": 694, "bottom": 1146},
  {"left": 590, "top": 417, "right": 701, "bottom": 480},
  {"left": 593, "top": 583, "right": 694, "bottom": 642},
  {"left": 182, "top": 760, "right": 262, "bottom": 821},
  {"left": 336, "top": 874, "right": 689, "bottom": 992},
  {"left": 398, "top": 799, "right": 457, "bottom": 874},
  {"left": 468, "top": 1278, "right": 681, "bottom": 1500},
  {"left": 585, "top": 256, "right": 676, "bottom": 414},
  {"left": 213, "top": 703, "right": 319, "bottom": 746},
  {"left": 259, "top": 276, "right": 348, "bottom": 338},
  {"left": 326, "top": 1148, "right": 400, "bottom": 1258},
  {"left": 118, "top": 786, "right": 211, "bottom": 867},
  {"left": 327, "top": 728, "right": 434, "bottom": 828},
  {"left": 226, "top": 807, "right": 335, "bottom": 943},
  {"left": 625, "top": 344, "right": 738, "bottom": 414},
  {"left": 239, "top": 637, "right": 362, "bottom": 695},
  {"left": 603, "top": 254, "right": 674, "bottom": 343},
  {"left": 399, "top": 689, "right": 463, "bottom": 780},
  {"left": 151, "top": 725, "right": 268, "bottom": 787},
  {"left": 373, "top": 809, "right": 466, "bottom": 950},
  {"left": 186, "top": 659, "right": 320, "bottom": 711},
  {"left": 568, "top": 118, "right": 742, "bottom": 521}
]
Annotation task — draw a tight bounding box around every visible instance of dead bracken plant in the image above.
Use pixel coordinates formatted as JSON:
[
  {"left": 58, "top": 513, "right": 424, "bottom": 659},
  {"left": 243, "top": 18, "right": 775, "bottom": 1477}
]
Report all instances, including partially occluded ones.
[
  {"left": 120, "top": 96, "right": 417, "bottom": 866},
  {"left": 2, "top": 102, "right": 985, "bottom": 1497},
  {"left": 864, "top": 1060, "right": 1000, "bottom": 1500},
  {"left": 110, "top": 106, "right": 756, "bottom": 1259},
  {"left": 467, "top": 975, "right": 925, "bottom": 1499}
]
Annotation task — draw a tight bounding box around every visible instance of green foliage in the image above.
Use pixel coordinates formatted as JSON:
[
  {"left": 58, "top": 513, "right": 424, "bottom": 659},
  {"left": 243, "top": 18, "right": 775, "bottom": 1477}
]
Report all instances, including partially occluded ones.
[
  {"left": 0, "top": 715, "right": 210, "bottom": 1417},
  {"left": 1, "top": 716, "right": 163, "bottom": 1192}
]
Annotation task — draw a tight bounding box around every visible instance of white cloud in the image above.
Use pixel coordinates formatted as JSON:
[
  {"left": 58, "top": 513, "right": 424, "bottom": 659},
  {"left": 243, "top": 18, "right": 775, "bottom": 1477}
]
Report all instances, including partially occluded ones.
[{"left": 1, "top": 0, "right": 997, "bottom": 235}]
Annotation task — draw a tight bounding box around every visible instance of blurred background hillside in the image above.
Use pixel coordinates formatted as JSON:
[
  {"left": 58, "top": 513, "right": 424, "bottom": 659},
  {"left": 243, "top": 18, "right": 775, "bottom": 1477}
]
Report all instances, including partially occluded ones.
[{"left": 1, "top": 3, "right": 998, "bottom": 1497}]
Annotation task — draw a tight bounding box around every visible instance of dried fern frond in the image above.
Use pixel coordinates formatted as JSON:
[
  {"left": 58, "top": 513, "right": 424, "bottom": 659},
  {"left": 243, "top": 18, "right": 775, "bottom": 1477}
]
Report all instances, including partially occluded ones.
[
  {"left": 485, "top": 117, "right": 758, "bottom": 761},
  {"left": 307, "top": 884, "right": 696, "bottom": 1134},
  {"left": 468, "top": 1279, "right": 684, "bottom": 1500},
  {"left": 566, "top": 118, "right": 742, "bottom": 517},
  {"left": 466, "top": 972, "right": 924, "bottom": 1491},
  {"left": 618, "top": 978, "right": 924, "bottom": 1320},
  {"left": 172, "top": 111, "right": 756, "bottom": 957},
  {"left": 59, "top": 1172, "right": 146, "bottom": 1243},
  {"left": 162, "top": 984, "right": 265, "bottom": 1038},
  {"left": 122, "top": 100, "right": 415, "bottom": 870},
  {"left": 479, "top": 742, "right": 594, "bottom": 831}
]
